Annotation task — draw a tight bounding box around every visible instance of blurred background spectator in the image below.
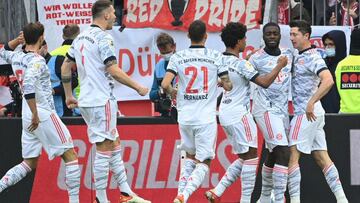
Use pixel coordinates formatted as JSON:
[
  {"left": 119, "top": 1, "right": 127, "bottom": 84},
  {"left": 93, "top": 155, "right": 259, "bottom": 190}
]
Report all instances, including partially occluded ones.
[
  {"left": 278, "top": 0, "right": 311, "bottom": 24},
  {"left": 320, "top": 30, "right": 347, "bottom": 113},
  {"left": 44, "top": 24, "right": 80, "bottom": 117},
  {"left": 327, "top": 0, "right": 359, "bottom": 26}
]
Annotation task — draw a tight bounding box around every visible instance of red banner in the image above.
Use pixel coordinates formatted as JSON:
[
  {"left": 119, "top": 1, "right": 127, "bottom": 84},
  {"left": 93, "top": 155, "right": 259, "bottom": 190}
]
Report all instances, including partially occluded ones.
[
  {"left": 124, "top": 0, "right": 262, "bottom": 32},
  {"left": 30, "top": 124, "right": 263, "bottom": 202}
]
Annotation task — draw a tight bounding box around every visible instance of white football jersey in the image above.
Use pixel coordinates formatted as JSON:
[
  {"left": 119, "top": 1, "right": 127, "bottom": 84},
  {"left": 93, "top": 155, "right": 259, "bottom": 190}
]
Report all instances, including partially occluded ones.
[
  {"left": 218, "top": 53, "right": 259, "bottom": 126},
  {"left": 67, "top": 25, "right": 116, "bottom": 107},
  {"left": 0, "top": 48, "right": 55, "bottom": 121},
  {"left": 292, "top": 47, "right": 327, "bottom": 115},
  {"left": 167, "top": 46, "right": 227, "bottom": 125},
  {"left": 249, "top": 48, "right": 292, "bottom": 117}
]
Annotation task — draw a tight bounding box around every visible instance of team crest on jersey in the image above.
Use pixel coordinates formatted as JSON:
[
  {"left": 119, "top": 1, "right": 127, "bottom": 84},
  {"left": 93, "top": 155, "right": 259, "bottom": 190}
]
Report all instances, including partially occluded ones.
[
  {"left": 298, "top": 59, "right": 305, "bottom": 65},
  {"left": 33, "top": 63, "right": 41, "bottom": 69},
  {"left": 276, "top": 133, "right": 283, "bottom": 140},
  {"left": 245, "top": 61, "right": 254, "bottom": 70}
]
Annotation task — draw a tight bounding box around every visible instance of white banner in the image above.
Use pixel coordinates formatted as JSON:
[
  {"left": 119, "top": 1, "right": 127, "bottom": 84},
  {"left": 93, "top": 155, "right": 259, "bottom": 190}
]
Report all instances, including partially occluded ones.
[
  {"left": 36, "top": 0, "right": 96, "bottom": 51},
  {"left": 109, "top": 25, "right": 351, "bottom": 101},
  {"left": 33, "top": 1, "right": 352, "bottom": 101}
]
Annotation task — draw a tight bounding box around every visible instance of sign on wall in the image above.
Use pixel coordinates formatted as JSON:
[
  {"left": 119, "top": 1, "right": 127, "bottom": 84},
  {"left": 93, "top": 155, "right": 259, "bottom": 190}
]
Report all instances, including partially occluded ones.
[{"left": 124, "top": 0, "right": 262, "bottom": 31}]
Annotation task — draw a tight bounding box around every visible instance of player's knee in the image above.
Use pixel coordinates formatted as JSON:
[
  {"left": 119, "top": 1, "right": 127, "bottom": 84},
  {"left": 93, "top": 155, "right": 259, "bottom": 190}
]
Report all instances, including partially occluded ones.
[
  {"left": 263, "top": 151, "right": 276, "bottom": 167},
  {"left": 186, "top": 153, "right": 196, "bottom": 161},
  {"left": 273, "top": 146, "right": 290, "bottom": 166},
  {"left": 288, "top": 146, "right": 301, "bottom": 166},
  {"left": 96, "top": 139, "right": 114, "bottom": 151},
  {"left": 238, "top": 147, "right": 257, "bottom": 160},
  {"left": 24, "top": 157, "right": 39, "bottom": 170},
  {"left": 312, "top": 150, "right": 332, "bottom": 169},
  {"left": 62, "top": 148, "right": 78, "bottom": 163}
]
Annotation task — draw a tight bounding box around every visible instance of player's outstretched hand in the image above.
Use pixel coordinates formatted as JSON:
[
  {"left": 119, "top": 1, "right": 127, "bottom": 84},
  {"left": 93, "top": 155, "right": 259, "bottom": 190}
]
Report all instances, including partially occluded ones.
[
  {"left": 28, "top": 112, "right": 40, "bottom": 132},
  {"left": 171, "top": 88, "right": 177, "bottom": 100},
  {"left": 305, "top": 102, "right": 317, "bottom": 122},
  {"left": 277, "top": 55, "right": 288, "bottom": 68},
  {"left": 137, "top": 86, "right": 149, "bottom": 96},
  {"left": 66, "top": 96, "right": 78, "bottom": 109}
]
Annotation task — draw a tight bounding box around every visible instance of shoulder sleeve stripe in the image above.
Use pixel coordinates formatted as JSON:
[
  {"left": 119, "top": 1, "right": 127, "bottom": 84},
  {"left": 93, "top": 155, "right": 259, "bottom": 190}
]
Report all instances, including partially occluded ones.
[
  {"left": 66, "top": 53, "right": 76, "bottom": 62},
  {"left": 4, "top": 43, "right": 13, "bottom": 51},
  {"left": 166, "top": 69, "right": 177, "bottom": 76},
  {"left": 104, "top": 56, "right": 116, "bottom": 65},
  {"left": 316, "top": 67, "right": 327, "bottom": 76},
  {"left": 218, "top": 71, "right": 229, "bottom": 77},
  {"left": 250, "top": 73, "right": 260, "bottom": 82},
  {"left": 24, "top": 93, "right": 35, "bottom": 100}
]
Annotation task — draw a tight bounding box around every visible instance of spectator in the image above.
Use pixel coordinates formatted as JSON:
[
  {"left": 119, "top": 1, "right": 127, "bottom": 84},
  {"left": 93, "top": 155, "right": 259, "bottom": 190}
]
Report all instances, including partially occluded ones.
[
  {"left": 328, "top": 0, "right": 359, "bottom": 26},
  {"left": 150, "top": 32, "right": 177, "bottom": 117},
  {"left": 46, "top": 24, "right": 80, "bottom": 116},
  {"left": 335, "top": 28, "right": 360, "bottom": 113},
  {"left": 278, "top": 0, "right": 311, "bottom": 25},
  {"left": 50, "top": 24, "right": 80, "bottom": 56},
  {"left": 320, "top": 30, "right": 347, "bottom": 113}
]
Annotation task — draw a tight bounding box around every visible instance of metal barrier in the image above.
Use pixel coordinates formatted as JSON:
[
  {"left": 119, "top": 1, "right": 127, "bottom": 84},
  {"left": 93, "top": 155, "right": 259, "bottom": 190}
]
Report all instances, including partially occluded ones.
[{"left": 264, "top": 0, "right": 360, "bottom": 27}]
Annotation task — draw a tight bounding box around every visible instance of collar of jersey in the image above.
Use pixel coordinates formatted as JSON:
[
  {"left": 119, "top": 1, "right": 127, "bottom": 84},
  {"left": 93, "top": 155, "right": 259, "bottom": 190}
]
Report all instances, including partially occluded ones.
[
  {"left": 223, "top": 52, "right": 237, "bottom": 57},
  {"left": 189, "top": 45, "right": 205, "bottom": 48},
  {"left": 264, "top": 47, "right": 281, "bottom": 56},
  {"left": 90, "top": 24, "right": 101, "bottom": 29},
  {"left": 62, "top": 39, "right": 73, "bottom": 46},
  {"left": 298, "top": 45, "right": 316, "bottom": 55},
  {"left": 23, "top": 50, "right": 34, "bottom": 54}
]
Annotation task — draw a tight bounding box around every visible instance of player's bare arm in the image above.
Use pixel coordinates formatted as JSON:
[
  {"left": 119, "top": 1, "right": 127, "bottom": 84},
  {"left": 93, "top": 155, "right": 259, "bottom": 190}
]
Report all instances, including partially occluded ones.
[
  {"left": 219, "top": 74, "right": 233, "bottom": 91},
  {"left": 253, "top": 55, "right": 288, "bottom": 88},
  {"left": 161, "top": 71, "right": 177, "bottom": 99},
  {"left": 7, "top": 31, "right": 24, "bottom": 50},
  {"left": 61, "top": 57, "right": 78, "bottom": 109},
  {"left": 106, "top": 60, "right": 149, "bottom": 96},
  {"left": 306, "top": 69, "right": 334, "bottom": 122}
]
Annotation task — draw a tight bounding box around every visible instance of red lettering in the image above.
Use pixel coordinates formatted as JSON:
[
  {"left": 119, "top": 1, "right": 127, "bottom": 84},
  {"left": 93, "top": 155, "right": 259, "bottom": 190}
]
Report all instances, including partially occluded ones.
[
  {"left": 119, "top": 49, "right": 135, "bottom": 76},
  {"left": 44, "top": 4, "right": 61, "bottom": 12}
]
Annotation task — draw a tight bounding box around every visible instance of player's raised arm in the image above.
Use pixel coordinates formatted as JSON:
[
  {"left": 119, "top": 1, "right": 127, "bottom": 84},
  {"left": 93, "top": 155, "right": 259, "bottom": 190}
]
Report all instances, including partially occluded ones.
[
  {"left": 106, "top": 61, "right": 148, "bottom": 96},
  {"left": 0, "top": 32, "right": 24, "bottom": 64},
  {"left": 252, "top": 55, "right": 288, "bottom": 88}
]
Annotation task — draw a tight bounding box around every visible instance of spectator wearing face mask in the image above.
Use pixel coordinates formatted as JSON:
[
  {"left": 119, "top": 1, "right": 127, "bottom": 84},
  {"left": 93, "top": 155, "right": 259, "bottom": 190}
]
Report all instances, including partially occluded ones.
[
  {"left": 150, "top": 33, "right": 176, "bottom": 116},
  {"left": 320, "top": 30, "right": 347, "bottom": 113}
]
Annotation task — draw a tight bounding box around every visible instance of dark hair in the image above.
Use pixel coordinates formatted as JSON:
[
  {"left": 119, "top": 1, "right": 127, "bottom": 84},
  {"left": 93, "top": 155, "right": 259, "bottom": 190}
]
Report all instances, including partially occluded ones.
[
  {"left": 263, "top": 22, "right": 280, "bottom": 33},
  {"left": 63, "top": 24, "right": 80, "bottom": 39},
  {"left": 188, "top": 20, "right": 206, "bottom": 43},
  {"left": 289, "top": 20, "right": 312, "bottom": 38},
  {"left": 350, "top": 28, "right": 360, "bottom": 52},
  {"left": 92, "top": 0, "right": 113, "bottom": 19},
  {"left": 156, "top": 33, "right": 175, "bottom": 48},
  {"left": 23, "top": 22, "right": 44, "bottom": 45},
  {"left": 221, "top": 22, "right": 247, "bottom": 48}
]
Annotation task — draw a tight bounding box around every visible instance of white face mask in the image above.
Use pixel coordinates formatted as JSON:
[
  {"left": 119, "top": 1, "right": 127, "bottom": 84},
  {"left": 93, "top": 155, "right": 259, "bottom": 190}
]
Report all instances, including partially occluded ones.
[
  {"left": 161, "top": 52, "right": 174, "bottom": 61},
  {"left": 325, "top": 47, "right": 336, "bottom": 57}
]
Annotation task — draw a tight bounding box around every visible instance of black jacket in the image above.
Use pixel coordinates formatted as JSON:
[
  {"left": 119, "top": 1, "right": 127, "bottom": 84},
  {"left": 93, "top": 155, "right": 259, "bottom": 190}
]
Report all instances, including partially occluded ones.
[{"left": 321, "top": 30, "right": 347, "bottom": 113}]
